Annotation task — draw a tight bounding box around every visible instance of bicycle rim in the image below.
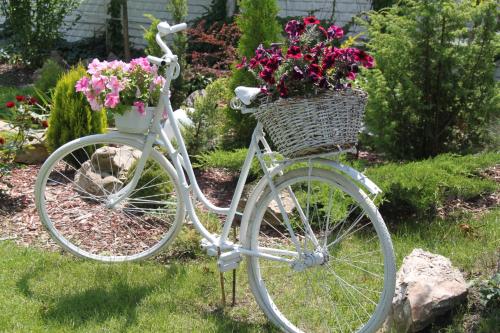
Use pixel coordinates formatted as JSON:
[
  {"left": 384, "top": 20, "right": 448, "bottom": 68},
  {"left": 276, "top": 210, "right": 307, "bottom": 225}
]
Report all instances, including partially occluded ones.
[
  {"left": 35, "top": 134, "right": 184, "bottom": 262},
  {"left": 246, "top": 168, "right": 395, "bottom": 333}
]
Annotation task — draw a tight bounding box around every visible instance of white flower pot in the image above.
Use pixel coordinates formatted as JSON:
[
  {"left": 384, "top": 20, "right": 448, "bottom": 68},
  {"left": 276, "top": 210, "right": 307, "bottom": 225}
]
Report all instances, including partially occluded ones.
[{"left": 114, "top": 106, "right": 155, "bottom": 134}]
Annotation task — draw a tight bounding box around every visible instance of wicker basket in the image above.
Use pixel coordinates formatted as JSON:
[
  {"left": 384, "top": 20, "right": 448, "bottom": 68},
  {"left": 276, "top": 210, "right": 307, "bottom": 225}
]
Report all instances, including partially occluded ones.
[{"left": 253, "top": 89, "right": 368, "bottom": 158}]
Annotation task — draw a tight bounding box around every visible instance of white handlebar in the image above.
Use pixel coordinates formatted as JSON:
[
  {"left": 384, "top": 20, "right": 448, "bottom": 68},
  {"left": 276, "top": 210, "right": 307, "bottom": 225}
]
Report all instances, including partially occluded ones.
[{"left": 157, "top": 21, "right": 187, "bottom": 36}]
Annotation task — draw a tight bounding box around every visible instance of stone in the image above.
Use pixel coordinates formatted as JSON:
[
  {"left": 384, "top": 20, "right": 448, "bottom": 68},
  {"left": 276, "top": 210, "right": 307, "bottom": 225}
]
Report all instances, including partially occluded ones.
[
  {"left": 74, "top": 160, "right": 123, "bottom": 196},
  {"left": 382, "top": 248, "right": 468, "bottom": 332},
  {"left": 238, "top": 182, "right": 296, "bottom": 227},
  {"left": 90, "top": 146, "right": 141, "bottom": 175},
  {"left": 14, "top": 143, "right": 49, "bottom": 164},
  {"left": 184, "top": 89, "right": 206, "bottom": 108}
]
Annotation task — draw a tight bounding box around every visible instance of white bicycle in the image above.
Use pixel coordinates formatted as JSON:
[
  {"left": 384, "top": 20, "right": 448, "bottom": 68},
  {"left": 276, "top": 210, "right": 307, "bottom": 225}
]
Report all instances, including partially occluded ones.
[{"left": 35, "top": 21, "right": 396, "bottom": 333}]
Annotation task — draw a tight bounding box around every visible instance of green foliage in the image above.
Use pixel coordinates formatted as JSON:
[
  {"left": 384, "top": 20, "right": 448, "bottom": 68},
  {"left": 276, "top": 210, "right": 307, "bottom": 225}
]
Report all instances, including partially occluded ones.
[
  {"left": 366, "top": 152, "right": 499, "bottom": 219},
  {"left": 194, "top": 148, "right": 261, "bottom": 179},
  {"left": 128, "top": 159, "right": 174, "bottom": 209},
  {"left": 184, "top": 78, "right": 230, "bottom": 156},
  {"left": 360, "top": 0, "right": 499, "bottom": 160},
  {"left": 168, "top": 0, "right": 189, "bottom": 109},
  {"left": 223, "top": 0, "right": 282, "bottom": 149},
  {"left": 1, "top": 0, "right": 80, "bottom": 67},
  {"left": 478, "top": 273, "right": 500, "bottom": 308},
  {"left": 46, "top": 65, "right": 107, "bottom": 152},
  {"left": 195, "top": 0, "right": 235, "bottom": 28},
  {"left": 143, "top": 14, "right": 162, "bottom": 57},
  {"left": 34, "top": 59, "right": 65, "bottom": 94},
  {"left": 107, "top": 0, "right": 124, "bottom": 56}
]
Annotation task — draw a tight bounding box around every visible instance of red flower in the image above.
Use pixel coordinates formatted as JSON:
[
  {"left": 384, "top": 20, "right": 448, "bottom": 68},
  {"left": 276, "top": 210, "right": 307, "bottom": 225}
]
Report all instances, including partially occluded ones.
[
  {"left": 0, "top": 137, "right": 5, "bottom": 145},
  {"left": 303, "top": 54, "right": 315, "bottom": 62},
  {"left": 259, "top": 67, "right": 276, "bottom": 84},
  {"left": 5, "top": 101, "right": 15, "bottom": 108},
  {"left": 236, "top": 57, "right": 247, "bottom": 69},
  {"left": 41, "top": 120, "right": 49, "bottom": 128},
  {"left": 15, "top": 95, "right": 26, "bottom": 102},
  {"left": 286, "top": 45, "right": 303, "bottom": 59},
  {"left": 28, "top": 97, "right": 38, "bottom": 105},
  {"left": 304, "top": 16, "right": 320, "bottom": 25},
  {"left": 318, "top": 26, "right": 328, "bottom": 38}
]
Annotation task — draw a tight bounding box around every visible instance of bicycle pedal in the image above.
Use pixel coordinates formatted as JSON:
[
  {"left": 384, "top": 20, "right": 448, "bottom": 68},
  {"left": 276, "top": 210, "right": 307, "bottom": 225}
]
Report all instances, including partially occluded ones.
[
  {"left": 200, "top": 238, "right": 218, "bottom": 256},
  {"left": 217, "top": 251, "right": 243, "bottom": 272}
]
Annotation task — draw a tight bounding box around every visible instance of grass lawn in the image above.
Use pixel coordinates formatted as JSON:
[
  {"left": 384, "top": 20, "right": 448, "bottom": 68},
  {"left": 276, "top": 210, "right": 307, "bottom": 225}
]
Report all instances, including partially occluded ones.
[{"left": 0, "top": 206, "right": 498, "bottom": 332}]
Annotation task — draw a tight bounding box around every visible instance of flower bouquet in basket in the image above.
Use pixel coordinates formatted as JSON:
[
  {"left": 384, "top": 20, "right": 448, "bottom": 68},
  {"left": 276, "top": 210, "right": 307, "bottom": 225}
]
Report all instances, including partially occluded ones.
[
  {"left": 236, "top": 16, "right": 375, "bottom": 158},
  {"left": 75, "top": 58, "right": 166, "bottom": 133}
]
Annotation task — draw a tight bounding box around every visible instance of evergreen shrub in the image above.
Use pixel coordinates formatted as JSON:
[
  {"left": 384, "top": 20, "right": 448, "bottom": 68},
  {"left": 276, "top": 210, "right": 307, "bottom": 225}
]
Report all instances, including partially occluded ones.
[
  {"left": 360, "top": 0, "right": 499, "bottom": 160},
  {"left": 34, "top": 59, "right": 65, "bottom": 94},
  {"left": 225, "top": 0, "right": 282, "bottom": 149},
  {"left": 46, "top": 65, "right": 107, "bottom": 152}
]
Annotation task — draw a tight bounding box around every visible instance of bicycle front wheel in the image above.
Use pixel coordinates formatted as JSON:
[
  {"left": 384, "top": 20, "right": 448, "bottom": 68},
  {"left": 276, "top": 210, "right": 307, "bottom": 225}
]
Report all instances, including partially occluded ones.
[
  {"left": 35, "top": 134, "right": 185, "bottom": 262},
  {"left": 246, "top": 168, "right": 395, "bottom": 333}
]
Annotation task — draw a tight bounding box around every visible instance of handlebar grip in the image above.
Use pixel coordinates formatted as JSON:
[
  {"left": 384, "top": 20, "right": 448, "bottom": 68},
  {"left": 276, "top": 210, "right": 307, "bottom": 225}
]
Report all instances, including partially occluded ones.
[
  {"left": 157, "top": 21, "right": 187, "bottom": 35},
  {"left": 147, "top": 55, "right": 168, "bottom": 66},
  {"left": 170, "top": 23, "right": 187, "bottom": 33}
]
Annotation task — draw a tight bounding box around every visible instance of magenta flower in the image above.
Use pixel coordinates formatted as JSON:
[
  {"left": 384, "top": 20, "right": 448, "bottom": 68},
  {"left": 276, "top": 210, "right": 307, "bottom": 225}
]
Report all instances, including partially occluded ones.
[
  {"left": 277, "top": 76, "right": 289, "bottom": 98},
  {"left": 303, "top": 16, "right": 320, "bottom": 26},
  {"left": 134, "top": 101, "right": 146, "bottom": 115},
  {"left": 327, "top": 25, "right": 344, "bottom": 39},
  {"left": 287, "top": 45, "right": 303, "bottom": 59},
  {"left": 347, "top": 71, "right": 357, "bottom": 81},
  {"left": 236, "top": 57, "right": 247, "bottom": 69}
]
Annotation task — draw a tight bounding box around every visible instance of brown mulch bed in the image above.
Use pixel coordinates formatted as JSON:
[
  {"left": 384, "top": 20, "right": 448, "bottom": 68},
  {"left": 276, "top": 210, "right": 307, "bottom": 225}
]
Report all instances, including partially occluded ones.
[
  {"left": 0, "top": 63, "right": 34, "bottom": 86},
  {"left": 0, "top": 164, "right": 238, "bottom": 252}
]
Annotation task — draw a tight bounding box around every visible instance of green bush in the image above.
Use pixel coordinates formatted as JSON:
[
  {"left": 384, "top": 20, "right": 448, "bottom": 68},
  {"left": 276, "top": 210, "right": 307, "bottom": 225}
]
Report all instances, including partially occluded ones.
[
  {"left": 366, "top": 152, "right": 499, "bottom": 219},
  {"left": 46, "top": 65, "right": 107, "bottom": 152},
  {"left": 1, "top": 0, "right": 80, "bottom": 67},
  {"left": 194, "top": 148, "right": 261, "bottom": 179},
  {"left": 184, "top": 78, "right": 231, "bottom": 156},
  {"left": 168, "top": 0, "right": 188, "bottom": 109},
  {"left": 128, "top": 159, "right": 174, "bottom": 209},
  {"left": 34, "top": 59, "right": 65, "bottom": 94},
  {"left": 224, "top": 0, "right": 282, "bottom": 149},
  {"left": 143, "top": 14, "right": 162, "bottom": 57},
  {"left": 360, "top": 0, "right": 499, "bottom": 160}
]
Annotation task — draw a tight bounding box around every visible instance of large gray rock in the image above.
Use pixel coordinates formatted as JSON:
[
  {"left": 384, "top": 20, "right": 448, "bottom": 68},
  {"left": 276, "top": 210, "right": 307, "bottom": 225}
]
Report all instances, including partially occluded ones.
[
  {"left": 383, "top": 248, "right": 468, "bottom": 332},
  {"left": 74, "top": 160, "right": 123, "bottom": 196},
  {"left": 90, "top": 146, "right": 141, "bottom": 176}
]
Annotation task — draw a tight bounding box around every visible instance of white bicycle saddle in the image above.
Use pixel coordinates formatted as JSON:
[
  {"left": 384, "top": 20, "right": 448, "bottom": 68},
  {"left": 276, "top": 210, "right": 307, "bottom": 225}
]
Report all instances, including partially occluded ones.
[{"left": 234, "top": 86, "right": 261, "bottom": 105}]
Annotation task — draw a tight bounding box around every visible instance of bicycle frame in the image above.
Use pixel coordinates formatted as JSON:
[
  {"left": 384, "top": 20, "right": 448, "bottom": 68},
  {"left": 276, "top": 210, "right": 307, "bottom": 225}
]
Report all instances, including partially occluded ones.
[{"left": 115, "top": 30, "right": 384, "bottom": 262}]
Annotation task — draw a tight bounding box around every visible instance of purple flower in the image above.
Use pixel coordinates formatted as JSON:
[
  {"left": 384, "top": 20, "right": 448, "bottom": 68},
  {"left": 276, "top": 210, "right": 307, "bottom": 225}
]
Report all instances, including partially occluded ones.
[
  {"left": 285, "top": 20, "right": 305, "bottom": 39},
  {"left": 292, "top": 66, "right": 304, "bottom": 80},
  {"left": 327, "top": 25, "right": 344, "bottom": 39}
]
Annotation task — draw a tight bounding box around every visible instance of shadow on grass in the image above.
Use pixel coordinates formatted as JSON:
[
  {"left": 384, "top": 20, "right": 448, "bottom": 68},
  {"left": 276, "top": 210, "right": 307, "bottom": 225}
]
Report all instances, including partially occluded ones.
[{"left": 15, "top": 258, "right": 268, "bottom": 332}]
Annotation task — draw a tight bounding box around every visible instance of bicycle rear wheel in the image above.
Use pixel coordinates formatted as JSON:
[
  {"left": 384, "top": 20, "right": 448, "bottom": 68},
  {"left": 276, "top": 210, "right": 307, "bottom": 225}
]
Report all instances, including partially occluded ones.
[
  {"left": 35, "top": 134, "right": 185, "bottom": 262},
  {"left": 246, "top": 168, "right": 395, "bottom": 333}
]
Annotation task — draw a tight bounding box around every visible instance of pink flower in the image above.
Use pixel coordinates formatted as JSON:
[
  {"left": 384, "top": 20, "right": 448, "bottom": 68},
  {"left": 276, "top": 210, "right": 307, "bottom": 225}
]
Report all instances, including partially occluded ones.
[
  {"left": 134, "top": 101, "right": 146, "bottom": 115},
  {"left": 104, "top": 93, "right": 120, "bottom": 109},
  {"left": 75, "top": 76, "right": 90, "bottom": 92},
  {"left": 91, "top": 75, "right": 107, "bottom": 94},
  {"left": 236, "top": 57, "right": 247, "bottom": 69},
  {"left": 154, "top": 76, "right": 166, "bottom": 87},
  {"left": 106, "top": 75, "right": 124, "bottom": 93},
  {"left": 87, "top": 96, "right": 102, "bottom": 111},
  {"left": 130, "top": 57, "right": 152, "bottom": 73},
  {"left": 347, "top": 71, "right": 357, "bottom": 80}
]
